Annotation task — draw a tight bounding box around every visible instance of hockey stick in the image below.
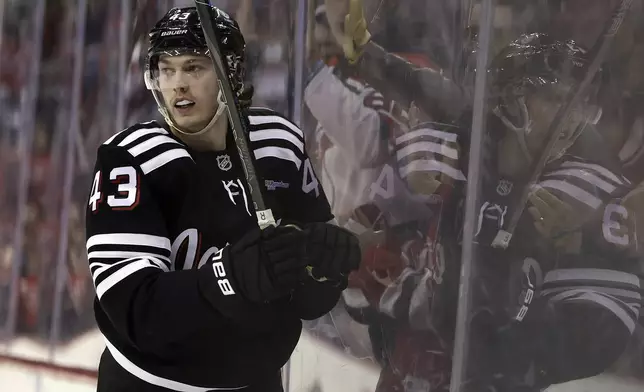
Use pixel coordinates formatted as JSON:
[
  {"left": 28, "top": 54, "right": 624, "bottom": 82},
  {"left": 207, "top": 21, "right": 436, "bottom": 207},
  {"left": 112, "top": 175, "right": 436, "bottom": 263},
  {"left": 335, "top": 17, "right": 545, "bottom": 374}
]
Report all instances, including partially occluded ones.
[
  {"left": 195, "top": 2, "right": 337, "bottom": 284},
  {"left": 194, "top": 1, "right": 276, "bottom": 229},
  {"left": 491, "top": 0, "right": 634, "bottom": 249}
]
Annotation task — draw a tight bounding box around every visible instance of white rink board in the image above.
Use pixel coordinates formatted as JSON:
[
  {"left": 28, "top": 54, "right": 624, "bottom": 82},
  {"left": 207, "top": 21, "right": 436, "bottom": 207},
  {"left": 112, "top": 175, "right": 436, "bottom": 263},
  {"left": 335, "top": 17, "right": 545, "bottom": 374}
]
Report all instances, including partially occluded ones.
[
  {"left": 3, "top": 331, "right": 104, "bottom": 368},
  {"left": 288, "top": 331, "right": 380, "bottom": 391},
  {"left": 0, "top": 330, "right": 102, "bottom": 392},
  {"left": 0, "top": 361, "right": 96, "bottom": 392},
  {"left": 288, "top": 331, "right": 644, "bottom": 392},
  {"left": 546, "top": 375, "right": 644, "bottom": 392},
  {"left": 0, "top": 328, "right": 642, "bottom": 392}
]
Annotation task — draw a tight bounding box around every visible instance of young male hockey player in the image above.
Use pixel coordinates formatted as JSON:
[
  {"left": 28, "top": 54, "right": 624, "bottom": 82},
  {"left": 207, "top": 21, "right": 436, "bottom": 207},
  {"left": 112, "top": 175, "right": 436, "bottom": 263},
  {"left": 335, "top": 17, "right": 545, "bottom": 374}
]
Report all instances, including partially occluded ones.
[
  {"left": 85, "top": 6, "right": 360, "bottom": 392},
  {"left": 464, "top": 33, "right": 644, "bottom": 391}
]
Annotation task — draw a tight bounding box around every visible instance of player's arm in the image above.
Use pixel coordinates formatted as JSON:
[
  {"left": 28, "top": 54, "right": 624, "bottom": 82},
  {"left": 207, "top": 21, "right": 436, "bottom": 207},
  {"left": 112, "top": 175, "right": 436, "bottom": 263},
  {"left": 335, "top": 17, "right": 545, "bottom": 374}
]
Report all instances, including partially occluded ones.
[
  {"left": 304, "top": 61, "right": 389, "bottom": 167},
  {"left": 476, "top": 249, "right": 641, "bottom": 390},
  {"left": 86, "top": 145, "right": 303, "bottom": 356},
  {"left": 357, "top": 43, "right": 467, "bottom": 123},
  {"left": 324, "top": 0, "right": 467, "bottom": 123},
  {"left": 395, "top": 122, "right": 466, "bottom": 199},
  {"left": 276, "top": 122, "right": 361, "bottom": 320},
  {"left": 530, "top": 184, "right": 643, "bottom": 383},
  {"left": 506, "top": 260, "right": 641, "bottom": 388}
]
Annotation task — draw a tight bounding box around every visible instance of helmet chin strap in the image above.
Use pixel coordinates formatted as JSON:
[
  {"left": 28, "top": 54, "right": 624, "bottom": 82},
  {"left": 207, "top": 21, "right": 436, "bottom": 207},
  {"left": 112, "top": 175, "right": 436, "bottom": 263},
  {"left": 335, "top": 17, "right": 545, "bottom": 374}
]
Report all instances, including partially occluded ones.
[
  {"left": 494, "top": 97, "right": 534, "bottom": 164},
  {"left": 165, "top": 90, "right": 227, "bottom": 136}
]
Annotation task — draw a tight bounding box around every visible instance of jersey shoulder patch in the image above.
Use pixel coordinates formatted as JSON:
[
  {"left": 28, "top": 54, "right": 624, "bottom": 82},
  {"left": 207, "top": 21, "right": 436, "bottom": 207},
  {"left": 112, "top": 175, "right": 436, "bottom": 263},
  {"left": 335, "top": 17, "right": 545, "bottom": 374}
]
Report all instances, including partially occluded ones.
[
  {"left": 246, "top": 107, "right": 306, "bottom": 170},
  {"left": 101, "top": 121, "right": 193, "bottom": 175}
]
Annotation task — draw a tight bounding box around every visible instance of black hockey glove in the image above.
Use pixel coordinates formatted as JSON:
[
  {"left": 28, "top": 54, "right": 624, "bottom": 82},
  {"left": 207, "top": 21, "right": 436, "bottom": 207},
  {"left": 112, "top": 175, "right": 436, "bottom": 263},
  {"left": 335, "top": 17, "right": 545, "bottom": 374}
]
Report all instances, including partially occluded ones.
[
  {"left": 289, "top": 278, "right": 346, "bottom": 320},
  {"left": 199, "top": 225, "right": 309, "bottom": 305},
  {"left": 303, "top": 222, "right": 361, "bottom": 282}
]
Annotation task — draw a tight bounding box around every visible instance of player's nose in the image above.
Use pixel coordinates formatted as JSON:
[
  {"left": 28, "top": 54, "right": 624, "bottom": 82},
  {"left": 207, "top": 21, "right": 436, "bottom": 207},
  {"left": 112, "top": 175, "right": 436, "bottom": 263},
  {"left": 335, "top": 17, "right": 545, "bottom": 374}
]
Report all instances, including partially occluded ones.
[
  {"left": 175, "top": 84, "right": 189, "bottom": 94},
  {"left": 173, "top": 72, "right": 190, "bottom": 91}
]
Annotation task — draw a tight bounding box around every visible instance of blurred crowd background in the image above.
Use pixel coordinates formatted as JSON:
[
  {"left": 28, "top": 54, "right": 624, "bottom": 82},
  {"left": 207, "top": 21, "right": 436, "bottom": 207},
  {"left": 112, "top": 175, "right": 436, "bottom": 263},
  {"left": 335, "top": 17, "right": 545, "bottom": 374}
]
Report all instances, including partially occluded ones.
[{"left": 1, "top": 0, "right": 644, "bottom": 391}]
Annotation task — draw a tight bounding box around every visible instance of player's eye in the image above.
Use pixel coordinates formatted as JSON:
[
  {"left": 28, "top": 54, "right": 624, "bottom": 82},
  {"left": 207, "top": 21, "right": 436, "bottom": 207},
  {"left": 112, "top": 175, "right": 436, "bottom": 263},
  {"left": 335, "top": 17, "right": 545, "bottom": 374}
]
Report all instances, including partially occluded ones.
[
  {"left": 184, "top": 65, "right": 203, "bottom": 73},
  {"left": 159, "top": 68, "right": 175, "bottom": 76}
]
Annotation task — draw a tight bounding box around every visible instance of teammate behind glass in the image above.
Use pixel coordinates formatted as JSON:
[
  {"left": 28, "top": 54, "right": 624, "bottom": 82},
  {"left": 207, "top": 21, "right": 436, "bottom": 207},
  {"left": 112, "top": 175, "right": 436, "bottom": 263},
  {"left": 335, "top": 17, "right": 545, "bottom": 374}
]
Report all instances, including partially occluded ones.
[{"left": 86, "top": 6, "right": 360, "bottom": 392}]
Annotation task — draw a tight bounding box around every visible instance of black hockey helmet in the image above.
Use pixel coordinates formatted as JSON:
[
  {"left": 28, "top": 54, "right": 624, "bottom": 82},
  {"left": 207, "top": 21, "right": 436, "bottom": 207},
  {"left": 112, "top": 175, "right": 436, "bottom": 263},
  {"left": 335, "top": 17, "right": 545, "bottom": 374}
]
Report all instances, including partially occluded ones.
[
  {"left": 489, "top": 32, "right": 598, "bottom": 99},
  {"left": 145, "top": 6, "right": 249, "bottom": 111},
  {"left": 489, "top": 33, "right": 603, "bottom": 166}
]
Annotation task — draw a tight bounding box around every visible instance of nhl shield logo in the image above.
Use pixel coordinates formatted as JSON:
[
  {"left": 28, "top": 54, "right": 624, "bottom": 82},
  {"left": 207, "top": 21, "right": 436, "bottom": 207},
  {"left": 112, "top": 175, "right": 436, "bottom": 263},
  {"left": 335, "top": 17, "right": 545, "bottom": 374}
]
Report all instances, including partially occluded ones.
[
  {"left": 496, "top": 179, "right": 513, "bottom": 196},
  {"left": 216, "top": 154, "right": 232, "bottom": 171}
]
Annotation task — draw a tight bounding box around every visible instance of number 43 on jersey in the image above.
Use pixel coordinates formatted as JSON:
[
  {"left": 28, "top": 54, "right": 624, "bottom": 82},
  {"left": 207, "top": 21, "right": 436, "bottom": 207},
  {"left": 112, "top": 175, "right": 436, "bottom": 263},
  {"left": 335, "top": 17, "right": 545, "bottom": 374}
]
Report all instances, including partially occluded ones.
[{"left": 89, "top": 166, "right": 140, "bottom": 212}]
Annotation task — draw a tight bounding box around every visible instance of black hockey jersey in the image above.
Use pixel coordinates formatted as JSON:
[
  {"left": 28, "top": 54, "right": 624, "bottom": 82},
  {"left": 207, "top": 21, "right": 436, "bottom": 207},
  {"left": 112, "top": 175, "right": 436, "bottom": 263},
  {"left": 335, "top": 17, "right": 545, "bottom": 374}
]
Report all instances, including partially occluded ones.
[
  {"left": 85, "top": 107, "right": 333, "bottom": 390},
  {"left": 472, "top": 154, "right": 643, "bottom": 388}
]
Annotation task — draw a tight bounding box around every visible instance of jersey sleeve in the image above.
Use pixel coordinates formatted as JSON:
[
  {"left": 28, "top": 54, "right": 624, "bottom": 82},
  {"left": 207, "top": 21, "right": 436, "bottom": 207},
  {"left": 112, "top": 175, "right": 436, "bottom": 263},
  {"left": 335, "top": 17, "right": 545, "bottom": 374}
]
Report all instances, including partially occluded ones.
[
  {"left": 530, "top": 163, "right": 642, "bottom": 383},
  {"left": 304, "top": 62, "right": 389, "bottom": 168},
  {"left": 249, "top": 111, "right": 342, "bottom": 317},
  {"left": 287, "top": 147, "right": 334, "bottom": 223},
  {"left": 284, "top": 166, "right": 342, "bottom": 320},
  {"left": 517, "top": 261, "right": 642, "bottom": 386},
  {"left": 600, "top": 179, "right": 644, "bottom": 258},
  {"left": 254, "top": 112, "right": 334, "bottom": 224},
  {"left": 85, "top": 145, "right": 273, "bottom": 358},
  {"left": 357, "top": 42, "right": 468, "bottom": 123}
]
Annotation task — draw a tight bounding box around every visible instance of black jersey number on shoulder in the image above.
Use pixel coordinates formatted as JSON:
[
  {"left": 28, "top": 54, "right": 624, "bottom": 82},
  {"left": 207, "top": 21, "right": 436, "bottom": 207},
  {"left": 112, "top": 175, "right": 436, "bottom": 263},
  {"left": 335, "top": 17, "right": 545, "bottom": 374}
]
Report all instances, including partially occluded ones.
[
  {"left": 302, "top": 158, "right": 320, "bottom": 197},
  {"left": 89, "top": 166, "right": 140, "bottom": 212}
]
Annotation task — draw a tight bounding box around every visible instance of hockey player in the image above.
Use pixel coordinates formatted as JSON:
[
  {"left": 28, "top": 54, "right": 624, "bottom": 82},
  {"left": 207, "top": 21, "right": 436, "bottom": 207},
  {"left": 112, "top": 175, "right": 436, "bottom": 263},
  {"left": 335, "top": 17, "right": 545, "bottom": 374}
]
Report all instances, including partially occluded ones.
[
  {"left": 466, "top": 32, "right": 643, "bottom": 391},
  {"left": 329, "top": 0, "right": 643, "bottom": 387},
  {"left": 85, "top": 6, "right": 360, "bottom": 392},
  {"left": 305, "top": 5, "right": 445, "bottom": 226},
  {"left": 306, "top": 5, "right": 466, "bottom": 391}
]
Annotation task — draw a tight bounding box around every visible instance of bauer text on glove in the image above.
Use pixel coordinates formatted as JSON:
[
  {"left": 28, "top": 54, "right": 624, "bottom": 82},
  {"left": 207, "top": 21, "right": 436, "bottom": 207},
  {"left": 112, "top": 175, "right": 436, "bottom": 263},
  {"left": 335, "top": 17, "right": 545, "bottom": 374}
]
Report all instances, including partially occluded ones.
[{"left": 198, "top": 225, "right": 309, "bottom": 309}]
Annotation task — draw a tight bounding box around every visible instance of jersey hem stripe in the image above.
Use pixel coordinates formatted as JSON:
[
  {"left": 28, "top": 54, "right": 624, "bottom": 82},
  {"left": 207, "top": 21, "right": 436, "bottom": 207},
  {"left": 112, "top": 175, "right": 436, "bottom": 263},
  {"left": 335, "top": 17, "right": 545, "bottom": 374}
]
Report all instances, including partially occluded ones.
[{"left": 104, "top": 338, "right": 249, "bottom": 391}]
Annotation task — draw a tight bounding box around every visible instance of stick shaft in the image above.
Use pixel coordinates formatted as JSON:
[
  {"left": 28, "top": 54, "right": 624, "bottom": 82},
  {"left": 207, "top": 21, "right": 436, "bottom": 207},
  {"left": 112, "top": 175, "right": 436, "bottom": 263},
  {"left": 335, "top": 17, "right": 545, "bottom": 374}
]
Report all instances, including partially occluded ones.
[{"left": 194, "top": 1, "right": 276, "bottom": 228}]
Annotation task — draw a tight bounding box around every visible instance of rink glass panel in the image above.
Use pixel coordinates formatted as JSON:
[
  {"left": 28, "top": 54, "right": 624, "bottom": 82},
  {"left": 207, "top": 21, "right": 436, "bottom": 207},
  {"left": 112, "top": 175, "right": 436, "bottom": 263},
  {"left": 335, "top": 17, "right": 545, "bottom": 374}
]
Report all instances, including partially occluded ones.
[
  {"left": 49, "top": 0, "right": 136, "bottom": 369},
  {"left": 291, "top": 0, "right": 473, "bottom": 390},
  {"left": 453, "top": 1, "right": 644, "bottom": 391},
  {"left": 292, "top": 0, "right": 644, "bottom": 392},
  {"left": 0, "top": 0, "right": 18, "bottom": 341},
  {"left": 0, "top": 0, "right": 46, "bottom": 351},
  {"left": 2, "top": 0, "right": 644, "bottom": 391}
]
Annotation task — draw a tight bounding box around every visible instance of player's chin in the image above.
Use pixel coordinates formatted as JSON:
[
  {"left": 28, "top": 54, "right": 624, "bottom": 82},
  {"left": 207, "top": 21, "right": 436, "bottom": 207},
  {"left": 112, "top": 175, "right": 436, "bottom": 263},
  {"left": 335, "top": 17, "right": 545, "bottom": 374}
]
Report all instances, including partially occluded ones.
[{"left": 173, "top": 114, "right": 206, "bottom": 133}]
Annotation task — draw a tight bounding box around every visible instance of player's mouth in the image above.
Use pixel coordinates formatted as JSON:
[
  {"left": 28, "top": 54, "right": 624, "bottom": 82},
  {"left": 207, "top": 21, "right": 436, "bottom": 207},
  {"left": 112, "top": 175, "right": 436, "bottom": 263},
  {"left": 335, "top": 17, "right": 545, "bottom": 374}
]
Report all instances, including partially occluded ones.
[{"left": 174, "top": 99, "right": 196, "bottom": 115}]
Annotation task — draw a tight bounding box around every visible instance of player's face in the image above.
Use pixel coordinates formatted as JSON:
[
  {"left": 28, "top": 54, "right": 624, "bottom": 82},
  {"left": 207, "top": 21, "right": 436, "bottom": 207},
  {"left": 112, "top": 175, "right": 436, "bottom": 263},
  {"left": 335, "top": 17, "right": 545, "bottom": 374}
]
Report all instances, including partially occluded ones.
[
  {"left": 157, "top": 54, "right": 220, "bottom": 133},
  {"left": 498, "top": 89, "right": 593, "bottom": 178}
]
